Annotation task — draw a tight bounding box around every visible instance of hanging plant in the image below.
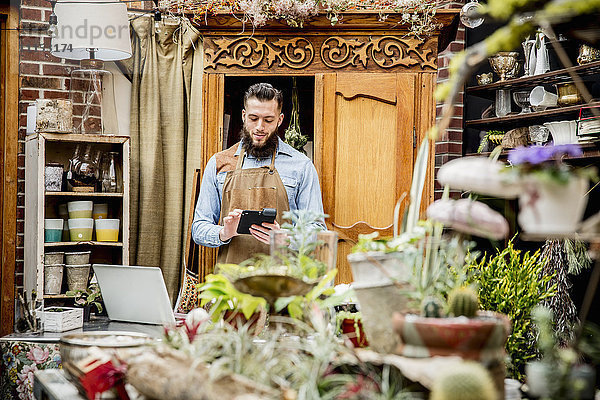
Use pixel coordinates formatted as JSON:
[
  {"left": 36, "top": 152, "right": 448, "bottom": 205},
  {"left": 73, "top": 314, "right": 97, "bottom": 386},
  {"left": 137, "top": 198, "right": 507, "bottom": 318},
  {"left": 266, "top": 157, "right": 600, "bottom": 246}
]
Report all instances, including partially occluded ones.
[
  {"left": 161, "top": 0, "right": 442, "bottom": 36},
  {"left": 284, "top": 78, "right": 309, "bottom": 154}
]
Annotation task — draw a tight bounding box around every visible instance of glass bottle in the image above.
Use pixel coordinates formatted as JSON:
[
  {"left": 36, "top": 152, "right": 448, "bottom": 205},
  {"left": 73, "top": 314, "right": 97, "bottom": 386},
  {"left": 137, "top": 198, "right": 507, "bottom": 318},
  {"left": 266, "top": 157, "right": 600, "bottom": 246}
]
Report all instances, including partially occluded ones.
[
  {"left": 495, "top": 89, "right": 511, "bottom": 117},
  {"left": 68, "top": 144, "right": 101, "bottom": 188},
  {"left": 101, "top": 152, "right": 122, "bottom": 193}
]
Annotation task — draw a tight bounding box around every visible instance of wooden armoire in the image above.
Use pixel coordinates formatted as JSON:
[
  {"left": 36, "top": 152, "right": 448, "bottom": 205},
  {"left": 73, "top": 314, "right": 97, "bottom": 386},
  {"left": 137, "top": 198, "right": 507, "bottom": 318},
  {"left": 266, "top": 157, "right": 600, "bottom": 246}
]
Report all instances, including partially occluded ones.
[{"left": 195, "top": 11, "right": 458, "bottom": 283}]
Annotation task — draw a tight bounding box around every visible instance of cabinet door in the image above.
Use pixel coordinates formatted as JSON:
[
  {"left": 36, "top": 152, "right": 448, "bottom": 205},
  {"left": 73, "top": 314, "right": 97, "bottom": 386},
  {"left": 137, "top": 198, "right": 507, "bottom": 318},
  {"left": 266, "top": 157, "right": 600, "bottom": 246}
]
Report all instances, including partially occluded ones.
[{"left": 315, "top": 73, "right": 427, "bottom": 283}]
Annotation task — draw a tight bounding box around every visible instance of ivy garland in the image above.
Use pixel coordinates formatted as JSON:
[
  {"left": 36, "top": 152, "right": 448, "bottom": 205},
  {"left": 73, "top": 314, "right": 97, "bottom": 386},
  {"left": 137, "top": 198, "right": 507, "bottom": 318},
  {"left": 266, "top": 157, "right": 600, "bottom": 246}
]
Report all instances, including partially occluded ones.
[{"left": 160, "top": 0, "right": 442, "bottom": 36}]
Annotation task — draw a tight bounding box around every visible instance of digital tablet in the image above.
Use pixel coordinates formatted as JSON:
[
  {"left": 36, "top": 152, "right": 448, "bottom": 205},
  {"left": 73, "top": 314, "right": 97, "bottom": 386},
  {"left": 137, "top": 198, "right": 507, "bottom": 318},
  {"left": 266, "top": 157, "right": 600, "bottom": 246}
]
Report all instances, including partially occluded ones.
[{"left": 236, "top": 208, "right": 277, "bottom": 235}]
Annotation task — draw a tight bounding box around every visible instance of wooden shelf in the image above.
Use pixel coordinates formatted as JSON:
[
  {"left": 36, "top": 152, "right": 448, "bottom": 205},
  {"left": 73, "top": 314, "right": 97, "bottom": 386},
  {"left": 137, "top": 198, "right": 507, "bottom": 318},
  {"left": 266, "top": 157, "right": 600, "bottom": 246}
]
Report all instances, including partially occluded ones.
[
  {"left": 464, "top": 102, "right": 600, "bottom": 129},
  {"left": 31, "top": 132, "right": 129, "bottom": 144},
  {"left": 43, "top": 294, "right": 74, "bottom": 299},
  {"left": 466, "top": 60, "right": 600, "bottom": 97},
  {"left": 45, "top": 191, "right": 123, "bottom": 197},
  {"left": 44, "top": 241, "right": 123, "bottom": 247},
  {"left": 465, "top": 142, "right": 600, "bottom": 159}
]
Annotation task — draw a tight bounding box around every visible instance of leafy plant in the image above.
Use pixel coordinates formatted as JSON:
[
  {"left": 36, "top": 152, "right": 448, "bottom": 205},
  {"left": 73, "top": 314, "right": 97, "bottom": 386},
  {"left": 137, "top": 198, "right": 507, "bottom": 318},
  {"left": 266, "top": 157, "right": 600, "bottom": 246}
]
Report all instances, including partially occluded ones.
[
  {"left": 197, "top": 274, "right": 267, "bottom": 321},
  {"left": 162, "top": 308, "right": 412, "bottom": 399},
  {"left": 466, "top": 238, "right": 556, "bottom": 381},
  {"left": 478, "top": 130, "right": 505, "bottom": 154},
  {"left": 66, "top": 283, "right": 103, "bottom": 314},
  {"left": 273, "top": 269, "right": 347, "bottom": 319},
  {"left": 284, "top": 77, "right": 308, "bottom": 153}
]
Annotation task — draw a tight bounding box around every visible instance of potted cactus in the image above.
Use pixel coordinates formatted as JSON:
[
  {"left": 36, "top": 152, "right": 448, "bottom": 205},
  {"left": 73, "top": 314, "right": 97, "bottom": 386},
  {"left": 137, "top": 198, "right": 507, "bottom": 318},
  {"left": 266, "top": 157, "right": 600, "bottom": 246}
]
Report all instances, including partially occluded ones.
[{"left": 392, "top": 285, "right": 510, "bottom": 396}]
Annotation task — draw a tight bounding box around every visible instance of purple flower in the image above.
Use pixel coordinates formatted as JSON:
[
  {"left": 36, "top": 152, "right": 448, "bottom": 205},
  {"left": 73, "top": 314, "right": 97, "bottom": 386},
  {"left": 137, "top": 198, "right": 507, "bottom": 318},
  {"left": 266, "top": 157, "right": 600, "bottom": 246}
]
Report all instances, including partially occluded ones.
[{"left": 508, "top": 144, "right": 582, "bottom": 166}]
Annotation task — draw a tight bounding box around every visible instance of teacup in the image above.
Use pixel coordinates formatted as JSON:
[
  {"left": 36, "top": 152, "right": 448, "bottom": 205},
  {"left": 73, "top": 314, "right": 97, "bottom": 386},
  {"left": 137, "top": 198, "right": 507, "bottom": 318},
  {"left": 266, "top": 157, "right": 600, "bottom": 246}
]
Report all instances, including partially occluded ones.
[{"left": 476, "top": 73, "right": 493, "bottom": 85}]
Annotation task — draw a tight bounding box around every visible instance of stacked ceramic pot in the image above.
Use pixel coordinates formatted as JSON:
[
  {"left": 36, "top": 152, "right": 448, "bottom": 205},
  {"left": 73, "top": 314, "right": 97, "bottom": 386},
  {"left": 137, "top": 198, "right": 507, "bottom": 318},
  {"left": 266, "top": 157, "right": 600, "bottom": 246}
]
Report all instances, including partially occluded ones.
[
  {"left": 65, "top": 200, "right": 94, "bottom": 292},
  {"left": 44, "top": 251, "right": 64, "bottom": 295}
]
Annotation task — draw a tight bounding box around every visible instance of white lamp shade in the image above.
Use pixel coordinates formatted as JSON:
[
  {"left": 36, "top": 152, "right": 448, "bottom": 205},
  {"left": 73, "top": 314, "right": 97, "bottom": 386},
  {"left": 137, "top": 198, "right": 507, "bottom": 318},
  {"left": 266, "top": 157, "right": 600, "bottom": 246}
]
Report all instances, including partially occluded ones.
[{"left": 51, "top": 0, "right": 132, "bottom": 61}]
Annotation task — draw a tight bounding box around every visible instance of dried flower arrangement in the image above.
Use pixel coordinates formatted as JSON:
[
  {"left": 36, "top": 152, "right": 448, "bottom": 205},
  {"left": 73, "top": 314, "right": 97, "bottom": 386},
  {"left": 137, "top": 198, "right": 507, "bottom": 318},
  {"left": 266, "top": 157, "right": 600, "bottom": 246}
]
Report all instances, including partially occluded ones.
[{"left": 159, "top": 0, "right": 442, "bottom": 36}]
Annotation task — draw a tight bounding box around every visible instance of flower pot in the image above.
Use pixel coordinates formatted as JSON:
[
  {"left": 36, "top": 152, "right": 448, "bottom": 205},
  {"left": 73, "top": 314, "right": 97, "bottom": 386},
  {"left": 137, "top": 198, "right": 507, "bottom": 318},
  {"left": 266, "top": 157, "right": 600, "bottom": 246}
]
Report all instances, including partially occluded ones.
[
  {"left": 44, "top": 219, "right": 64, "bottom": 243},
  {"left": 68, "top": 218, "right": 93, "bottom": 241},
  {"left": 518, "top": 176, "right": 588, "bottom": 234},
  {"left": 348, "top": 251, "right": 413, "bottom": 353},
  {"left": 340, "top": 317, "right": 369, "bottom": 347},
  {"left": 65, "top": 264, "right": 91, "bottom": 291},
  {"left": 44, "top": 251, "right": 64, "bottom": 265},
  {"left": 392, "top": 311, "right": 510, "bottom": 361},
  {"left": 65, "top": 251, "right": 91, "bottom": 265},
  {"left": 392, "top": 311, "right": 510, "bottom": 396},
  {"left": 347, "top": 251, "right": 412, "bottom": 287},
  {"left": 44, "top": 264, "right": 64, "bottom": 295}
]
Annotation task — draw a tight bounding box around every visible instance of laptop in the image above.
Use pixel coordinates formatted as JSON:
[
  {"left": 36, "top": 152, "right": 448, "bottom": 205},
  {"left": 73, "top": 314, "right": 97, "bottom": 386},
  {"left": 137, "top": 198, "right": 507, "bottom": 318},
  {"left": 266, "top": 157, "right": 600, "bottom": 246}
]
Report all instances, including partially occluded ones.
[{"left": 93, "top": 264, "right": 176, "bottom": 325}]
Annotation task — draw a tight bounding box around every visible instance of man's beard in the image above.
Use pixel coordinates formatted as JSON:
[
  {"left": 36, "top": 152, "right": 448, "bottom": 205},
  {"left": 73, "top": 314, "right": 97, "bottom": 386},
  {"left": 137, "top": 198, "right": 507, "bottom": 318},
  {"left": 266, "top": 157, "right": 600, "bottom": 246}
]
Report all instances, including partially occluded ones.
[{"left": 241, "top": 125, "right": 279, "bottom": 159}]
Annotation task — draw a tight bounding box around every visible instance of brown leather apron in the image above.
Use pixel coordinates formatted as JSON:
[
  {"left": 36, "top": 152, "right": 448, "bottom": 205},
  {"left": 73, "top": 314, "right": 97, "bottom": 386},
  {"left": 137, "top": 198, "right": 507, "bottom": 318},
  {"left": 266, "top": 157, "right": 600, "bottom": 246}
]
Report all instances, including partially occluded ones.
[{"left": 217, "top": 147, "right": 290, "bottom": 265}]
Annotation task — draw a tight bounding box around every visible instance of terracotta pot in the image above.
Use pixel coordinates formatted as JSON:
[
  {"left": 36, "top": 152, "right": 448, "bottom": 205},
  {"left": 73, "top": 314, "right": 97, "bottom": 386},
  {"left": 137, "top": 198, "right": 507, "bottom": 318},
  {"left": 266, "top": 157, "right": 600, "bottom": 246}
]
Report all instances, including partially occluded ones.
[
  {"left": 392, "top": 311, "right": 511, "bottom": 362},
  {"left": 392, "top": 311, "right": 510, "bottom": 397},
  {"left": 341, "top": 318, "right": 369, "bottom": 348}
]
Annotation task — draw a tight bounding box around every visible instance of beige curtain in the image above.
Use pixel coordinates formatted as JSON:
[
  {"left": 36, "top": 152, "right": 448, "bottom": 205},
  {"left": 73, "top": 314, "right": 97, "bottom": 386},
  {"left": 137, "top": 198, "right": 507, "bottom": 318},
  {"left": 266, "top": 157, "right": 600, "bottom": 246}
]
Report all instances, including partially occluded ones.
[{"left": 127, "top": 17, "right": 204, "bottom": 301}]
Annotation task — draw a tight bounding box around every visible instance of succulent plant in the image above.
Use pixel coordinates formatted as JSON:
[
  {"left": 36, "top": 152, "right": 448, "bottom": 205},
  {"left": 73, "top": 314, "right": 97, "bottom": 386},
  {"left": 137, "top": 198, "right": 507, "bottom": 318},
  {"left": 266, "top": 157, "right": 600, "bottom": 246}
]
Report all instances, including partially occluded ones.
[
  {"left": 430, "top": 361, "right": 497, "bottom": 400},
  {"left": 447, "top": 286, "right": 479, "bottom": 318},
  {"left": 421, "top": 296, "right": 445, "bottom": 318}
]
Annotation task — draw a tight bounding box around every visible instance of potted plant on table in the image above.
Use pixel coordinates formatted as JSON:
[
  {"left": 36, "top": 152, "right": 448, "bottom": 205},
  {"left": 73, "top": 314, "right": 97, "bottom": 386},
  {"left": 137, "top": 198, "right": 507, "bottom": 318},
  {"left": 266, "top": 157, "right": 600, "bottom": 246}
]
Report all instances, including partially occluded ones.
[
  {"left": 66, "top": 282, "right": 103, "bottom": 322},
  {"left": 506, "top": 144, "right": 597, "bottom": 234},
  {"left": 196, "top": 273, "right": 268, "bottom": 333}
]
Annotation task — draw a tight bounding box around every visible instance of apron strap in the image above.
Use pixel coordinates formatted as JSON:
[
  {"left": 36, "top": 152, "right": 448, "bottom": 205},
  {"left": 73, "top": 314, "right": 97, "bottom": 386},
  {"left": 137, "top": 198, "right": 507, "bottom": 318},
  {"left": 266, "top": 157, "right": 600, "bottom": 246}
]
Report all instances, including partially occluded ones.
[
  {"left": 236, "top": 146, "right": 277, "bottom": 173},
  {"left": 236, "top": 148, "right": 246, "bottom": 170},
  {"left": 268, "top": 146, "right": 276, "bottom": 174}
]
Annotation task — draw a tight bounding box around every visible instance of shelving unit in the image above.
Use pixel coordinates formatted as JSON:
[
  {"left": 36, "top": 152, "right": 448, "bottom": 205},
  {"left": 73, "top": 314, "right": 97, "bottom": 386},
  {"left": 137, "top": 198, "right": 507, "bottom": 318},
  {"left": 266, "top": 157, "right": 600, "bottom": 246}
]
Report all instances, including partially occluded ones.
[
  {"left": 24, "top": 132, "right": 130, "bottom": 301},
  {"left": 464, "top": 57, "right": 600, "bottom": 154}
]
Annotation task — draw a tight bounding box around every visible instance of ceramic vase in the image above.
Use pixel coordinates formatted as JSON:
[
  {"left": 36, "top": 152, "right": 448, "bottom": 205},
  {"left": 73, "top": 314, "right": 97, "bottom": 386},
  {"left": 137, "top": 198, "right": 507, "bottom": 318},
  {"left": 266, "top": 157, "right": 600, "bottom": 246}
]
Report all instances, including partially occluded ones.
[
  {"left": 518, "top": 176, "right": 588, "bottom": 234},
  {"left": 543, "top": 121, "right": 577, "bottom": 144}
]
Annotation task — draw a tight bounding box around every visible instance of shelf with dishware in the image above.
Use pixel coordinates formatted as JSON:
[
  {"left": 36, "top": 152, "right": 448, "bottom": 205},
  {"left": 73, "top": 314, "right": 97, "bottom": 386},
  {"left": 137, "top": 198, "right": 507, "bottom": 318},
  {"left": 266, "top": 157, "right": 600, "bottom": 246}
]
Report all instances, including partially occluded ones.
[
  {"left": 463, "top": 30, "right": 600, "bottom": 157},
  {"left": 466, "top": 60, "right": 600, "bottom": 99},
  {"left": 465, "top": 141, "right": 600, "bottom": 158},
  {"left": 464, "top": 101, "right": 600, "bottom": 129},
  {"left": 25, "top": 132, "right": 130, "bottom": 304}
]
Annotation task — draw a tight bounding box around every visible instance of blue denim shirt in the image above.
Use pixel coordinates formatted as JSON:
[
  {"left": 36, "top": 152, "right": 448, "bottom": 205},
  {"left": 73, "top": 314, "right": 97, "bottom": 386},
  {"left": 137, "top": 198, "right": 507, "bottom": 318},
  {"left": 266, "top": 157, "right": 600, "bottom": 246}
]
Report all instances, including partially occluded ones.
[{"left": 192, "top": 137, "right": 325, "bottom": 247}]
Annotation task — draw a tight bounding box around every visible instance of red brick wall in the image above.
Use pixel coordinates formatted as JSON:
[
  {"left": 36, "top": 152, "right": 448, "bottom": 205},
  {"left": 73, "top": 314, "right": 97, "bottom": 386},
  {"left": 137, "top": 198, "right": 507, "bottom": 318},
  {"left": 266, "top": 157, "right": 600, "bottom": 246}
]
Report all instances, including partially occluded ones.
[
  {"left": 13, "top": 2, "right": 465, "bottom": 297},
  {"left": 435, "top": 3, "right": 465, "bottom": 199},
  {"left": 15, "top": 1, "right": 152, "bottom": 298}
]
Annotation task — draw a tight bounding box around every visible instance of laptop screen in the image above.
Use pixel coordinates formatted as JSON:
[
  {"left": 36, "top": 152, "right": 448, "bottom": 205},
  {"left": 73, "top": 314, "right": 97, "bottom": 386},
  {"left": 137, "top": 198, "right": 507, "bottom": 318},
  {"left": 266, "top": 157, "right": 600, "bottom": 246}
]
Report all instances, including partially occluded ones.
[{"left": 93, "top": 264, "right": 176, "bottom": 325}]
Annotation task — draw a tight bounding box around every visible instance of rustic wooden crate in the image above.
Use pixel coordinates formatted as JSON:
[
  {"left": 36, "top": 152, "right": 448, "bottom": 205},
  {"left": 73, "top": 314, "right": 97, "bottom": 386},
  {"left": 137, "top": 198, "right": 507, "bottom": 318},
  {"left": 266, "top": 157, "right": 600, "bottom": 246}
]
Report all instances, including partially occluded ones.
[{"left": 41, "top": 306, "right": 83, "bottom": 332}]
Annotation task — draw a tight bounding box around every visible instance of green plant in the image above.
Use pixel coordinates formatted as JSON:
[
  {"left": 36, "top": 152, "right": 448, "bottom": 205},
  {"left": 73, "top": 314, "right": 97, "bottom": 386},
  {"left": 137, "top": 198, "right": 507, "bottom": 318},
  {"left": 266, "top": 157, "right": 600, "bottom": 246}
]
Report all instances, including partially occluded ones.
[
  {"left": 66, "top": 283, "right": 103, "bottom": 314},
  {"left": 466, "top": 238, "right": 556, "bottom": 381},
  {"left": 420, "top": 296, "right": 444, "bottom": 318},
  {"left": 447, "top": 286, "right": 479, "bottom": 318},
  {"left": 430, "top": 361, "right": 497, "bottom": 400},
  {"left": 477, "top": 130, "right": 505, "bottom": 154},
  {"left": 273, "top": 269, "right": 346, "bottom": 319},
  {"left": 284, "top": 77, "right": 308, "bottom": 153},
  {"left": 197, "top": 274, "right": 267, "bottom": 321}
]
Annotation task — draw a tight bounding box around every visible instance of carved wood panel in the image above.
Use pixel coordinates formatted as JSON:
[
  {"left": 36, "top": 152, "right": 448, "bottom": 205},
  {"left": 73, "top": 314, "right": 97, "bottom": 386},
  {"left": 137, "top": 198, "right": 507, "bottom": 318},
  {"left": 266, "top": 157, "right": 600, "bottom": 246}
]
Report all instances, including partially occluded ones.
[{"left": 204, "top": 35, "right": 437, "bottom": 73}]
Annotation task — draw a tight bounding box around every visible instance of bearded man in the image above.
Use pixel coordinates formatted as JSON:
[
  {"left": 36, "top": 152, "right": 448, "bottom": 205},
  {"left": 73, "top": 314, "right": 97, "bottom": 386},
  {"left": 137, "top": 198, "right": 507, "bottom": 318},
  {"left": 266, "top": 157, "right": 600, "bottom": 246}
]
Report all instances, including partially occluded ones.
[{"left": 192, "top": 83, "right": 325, "bottom": 265}]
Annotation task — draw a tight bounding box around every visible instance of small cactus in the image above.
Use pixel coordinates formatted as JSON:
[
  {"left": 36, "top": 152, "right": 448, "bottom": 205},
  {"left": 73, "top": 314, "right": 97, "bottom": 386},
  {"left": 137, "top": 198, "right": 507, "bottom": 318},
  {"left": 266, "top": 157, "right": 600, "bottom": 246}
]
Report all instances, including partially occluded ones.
[
  {"left": 430, "top": 361, "right": 497, "bottom": 400},
  {"left": 421, "top": 296, "right": 445, "bottom": 318},
  {"left": 448, "top": 286, "right": 479, "bottom": 318}
]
